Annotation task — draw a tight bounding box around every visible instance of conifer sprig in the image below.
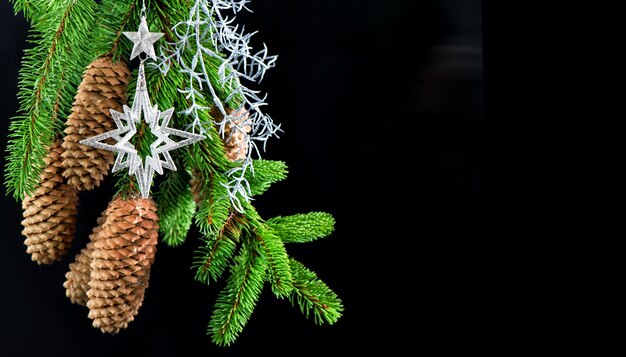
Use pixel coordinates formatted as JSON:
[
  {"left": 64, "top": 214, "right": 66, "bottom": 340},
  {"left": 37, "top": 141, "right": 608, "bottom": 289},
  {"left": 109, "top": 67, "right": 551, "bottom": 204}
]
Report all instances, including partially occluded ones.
[
  {"left": 5, "top": 0, "right": 96, "bottom": 199},
  {"left": 91, "top": 0, "right": 138, "bottom": 60},
  {"left": 255, "top": 226, "right": 293, "bottom": 297},
  {"left": 289, "top": 259, "right": 343, "bottom": 325},
  {"left": 268, "top": 212, "right": 336, "bottom": 244},
  {"left": 8, "top": 0, "right": 39, "bottom": 21},
  {"left": 245, "top": 160, "right": 288, "bottom": 196},
  {"left": 209, "top": 239, "right": 267, "bottom": 346},
  {"left": 155, "top": 169, "right": 195, "bottom": 246},
  {"left": 192, "top": 211, "right": 241, "bottom": 284}
]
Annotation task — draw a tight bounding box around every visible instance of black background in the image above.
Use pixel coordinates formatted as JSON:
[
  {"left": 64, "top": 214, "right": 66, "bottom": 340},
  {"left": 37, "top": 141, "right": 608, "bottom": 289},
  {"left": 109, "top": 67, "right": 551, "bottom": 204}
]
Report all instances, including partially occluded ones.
[{"left": 0, "top": 0, "right": 487, "bottom": 355}]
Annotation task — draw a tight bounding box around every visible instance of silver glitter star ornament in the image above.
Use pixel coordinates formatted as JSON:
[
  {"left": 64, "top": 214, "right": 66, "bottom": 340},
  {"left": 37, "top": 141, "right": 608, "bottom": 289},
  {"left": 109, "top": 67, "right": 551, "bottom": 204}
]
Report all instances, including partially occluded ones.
[
  {"left": 123, "top": 16, "right": 164, "bottom": 61},
  {"left": 81, "top": 15, "right": 205, "bottom": 198}
]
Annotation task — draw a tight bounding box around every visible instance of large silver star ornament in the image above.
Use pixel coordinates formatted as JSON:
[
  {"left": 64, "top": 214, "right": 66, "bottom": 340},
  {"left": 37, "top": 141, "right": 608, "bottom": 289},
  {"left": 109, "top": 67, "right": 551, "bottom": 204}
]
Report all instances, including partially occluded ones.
[
  {"left": 80, "top": 18, "right": 205, "bottom": 198},
  {"left": 123, "top": 16, "right": 163, "bottom": 61}
]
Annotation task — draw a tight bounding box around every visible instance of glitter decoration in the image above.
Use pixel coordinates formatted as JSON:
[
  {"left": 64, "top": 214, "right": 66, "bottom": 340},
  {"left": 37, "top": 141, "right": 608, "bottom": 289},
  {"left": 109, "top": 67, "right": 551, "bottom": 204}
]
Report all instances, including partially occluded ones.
[
  {"left": 123, "top": 16, "right": 164, "bottom": 61},
  {"left": 81, "top": 14, "right": 205, "bottom": 198}
]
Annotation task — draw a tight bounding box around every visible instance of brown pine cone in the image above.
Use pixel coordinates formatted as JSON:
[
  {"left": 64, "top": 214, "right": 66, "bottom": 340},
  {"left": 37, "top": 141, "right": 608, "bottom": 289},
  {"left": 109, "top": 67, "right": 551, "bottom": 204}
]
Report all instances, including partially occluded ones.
[
  {"left": 211, "top": 106, "right": 252, "bottom": 162},
  {"left": 22, "top": 142, "right": 78, "bottom": 265},
  {"left": 86, "top": 196, "right": 159, "bottom": 334},
  {"left": 63, "top": 211, "right": 107, "bottom": 306},
  {"left": 62, "top": 56, "right": 130, "bottom": 191}
]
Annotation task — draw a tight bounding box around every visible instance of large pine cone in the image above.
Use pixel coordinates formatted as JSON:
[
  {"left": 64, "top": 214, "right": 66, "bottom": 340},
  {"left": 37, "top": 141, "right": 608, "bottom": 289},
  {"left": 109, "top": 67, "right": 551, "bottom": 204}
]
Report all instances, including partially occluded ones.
[
  {"left": 211, "top": 106, "right": 252, "bottom": 162},
  {"left": 62, "top": 56, "right": 130, "bottom": 191},
  {"left": 63, "top": 211, "right": 107, "bottom": 306},
  {"left": 86, "top": 196, "right": 159, "bottom": 334},
  {"left": 22, "top": 142, "right": 78, "bottom": 265}
]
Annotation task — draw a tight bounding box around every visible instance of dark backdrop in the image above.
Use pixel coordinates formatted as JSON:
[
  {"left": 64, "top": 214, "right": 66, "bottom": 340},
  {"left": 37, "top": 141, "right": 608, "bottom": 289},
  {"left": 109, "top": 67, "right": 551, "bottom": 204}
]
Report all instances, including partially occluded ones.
[{"left": 0, "top": 0, "right": 487, "bottom": 355}]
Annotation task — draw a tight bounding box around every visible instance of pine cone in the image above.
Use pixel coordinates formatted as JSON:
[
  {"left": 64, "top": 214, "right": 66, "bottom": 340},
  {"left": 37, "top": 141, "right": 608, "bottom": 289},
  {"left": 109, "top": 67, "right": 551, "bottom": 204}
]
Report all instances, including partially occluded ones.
[
  {"left": 62, "top": 56, "right": 130, "bottom": 191},
  {"left": 87, "top": 196, "right": 159, "bottom": 334},
  {"left": 63, "top": 212, "right": 107, "bottom": 306},
  {"left": 22, "top": 142, "right": 78, "bottom": 265},
  {"left": 211, "top": 106, "right": 252, "bottom": 162}
]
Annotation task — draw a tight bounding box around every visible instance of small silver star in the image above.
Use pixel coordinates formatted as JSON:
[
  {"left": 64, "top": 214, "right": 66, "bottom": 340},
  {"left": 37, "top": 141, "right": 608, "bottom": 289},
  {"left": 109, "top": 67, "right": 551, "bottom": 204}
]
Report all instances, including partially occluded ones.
[{"left": 123, "top": 16, "right": 164, "bottom": 61}]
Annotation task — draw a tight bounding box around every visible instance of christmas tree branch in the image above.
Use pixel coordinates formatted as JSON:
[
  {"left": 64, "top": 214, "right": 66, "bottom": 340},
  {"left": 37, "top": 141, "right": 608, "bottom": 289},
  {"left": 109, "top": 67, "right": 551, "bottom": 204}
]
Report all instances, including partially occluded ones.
[
  {"left": 194, "top": 170, "right": 232, "bottom": 234},
  {"left": 267, "top": 212, "right": 336, "bottom": 244},
  {"left": 5, "top": 0, "right": 96, "bottom": 199},
  {"left": 192, "top": 211, "right": 241, "bottom": 284},
  {"left": 245, "top": 160, "right": 288, "bottom": 196},
  {"left": 254, "top": 224, "right": 293, "bottom": 297},
  {"left": 8, "top": 0, "right": 40, "bottom": 21},
  {"left": 288, "top": 259, "right": 343, "bottom": 325},
  {"left": 209, "top": 239, "right": 267, "bottom": 346},
  {"left": 155, "top": 169, "right": 195, "bottom": 246},
  {"left": 92, "top": 0, "right": 139, "bottom": 60}
]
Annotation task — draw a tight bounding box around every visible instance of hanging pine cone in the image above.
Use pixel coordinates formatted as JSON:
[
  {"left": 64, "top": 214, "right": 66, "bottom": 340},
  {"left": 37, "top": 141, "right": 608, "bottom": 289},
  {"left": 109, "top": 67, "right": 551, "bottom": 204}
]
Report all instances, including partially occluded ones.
[
  {"left": 22, "top": 142, "right": 79, "bottom": 265},
  {"left": 62, "top": 55, "right": 130, "bottom": 191},
  {"left": 63, "top": 211, "right": 107, "bottom": 306},
  {"left": 86, "top": 196, "right": 159, "bottom": 334},
  {"left": 211, "top": 106, "right": 252, "bottom": 162}
]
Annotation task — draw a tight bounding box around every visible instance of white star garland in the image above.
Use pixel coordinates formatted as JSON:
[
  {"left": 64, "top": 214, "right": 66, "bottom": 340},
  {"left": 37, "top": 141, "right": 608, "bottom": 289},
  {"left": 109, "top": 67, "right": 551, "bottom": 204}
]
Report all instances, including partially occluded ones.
[{"left": 81, "top": 15, "right": 205, "bottom": 198}]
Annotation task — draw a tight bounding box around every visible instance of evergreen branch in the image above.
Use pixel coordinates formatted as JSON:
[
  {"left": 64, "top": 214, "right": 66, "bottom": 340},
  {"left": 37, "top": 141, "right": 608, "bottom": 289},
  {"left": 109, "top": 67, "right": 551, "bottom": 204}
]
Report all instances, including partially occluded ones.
[
  {"left": 194, "top": 170, "right": 231, "bottom": 234},
  {"left": 5, "top": 0, "right": 96, "bottom": 199},
  {"left": 267, "top": 212, "right": 336, "bottom": 244},
  {"left": 49, "top": 68, "right": 67, "bottom": 134},
  {"left": 192, "top": 212, "right": 240, "bottom": 284},
  {"left": 208, "top": 239, "right": 267, "bottom": 346},
  {"left": 155, "top": 169, "right": 195, "bottom": 247},
  {"left": 255, "top": 225, "right": 293, "bottom": 297},
  {"left": 92, "top": 0, "right": 138, "bottom": 60},
  {"left": 9, "top": 0, "right": 40, "bottom": 21},
  {"left": 245, "top": 159, "right": 288, "bottom": 196},
  {"left": 288, "top": 259, "right": 343, "bottom": 325}
]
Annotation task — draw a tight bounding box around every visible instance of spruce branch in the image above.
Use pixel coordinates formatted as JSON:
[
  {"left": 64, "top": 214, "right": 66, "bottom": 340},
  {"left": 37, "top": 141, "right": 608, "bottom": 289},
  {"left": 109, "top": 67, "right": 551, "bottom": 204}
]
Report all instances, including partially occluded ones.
[
  {"left": 267, "top": 212, "right": 336, "bottom": 244},
  {"left": 245, "top": 159, "right": 288, "bottom": 196},
  {"left": 5, "top": 0, "right": 96, "bottom": 199},
  {"left": 255, "top": 226, "right": 293, "bottom": 297},
  {"left": 92, "top": 0, "right": 138, "bottom": 60},
  {"left": 9, "top": 0, "right": 40, "bottom": 21},
  {"left": 208, "top": 239, "right": 267, "bottom": 346},
  {"left": 194, "top": 170, "right": 232, "bottom": 234},
  {"left": 288, "top": 259, "right": 343, "bottom": 325},
  {"left": 192, "top": 212, "right": 241, "bottom": 284},
  {"left": 155, "top": 169, "right": 195, "bottom": 247}
]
